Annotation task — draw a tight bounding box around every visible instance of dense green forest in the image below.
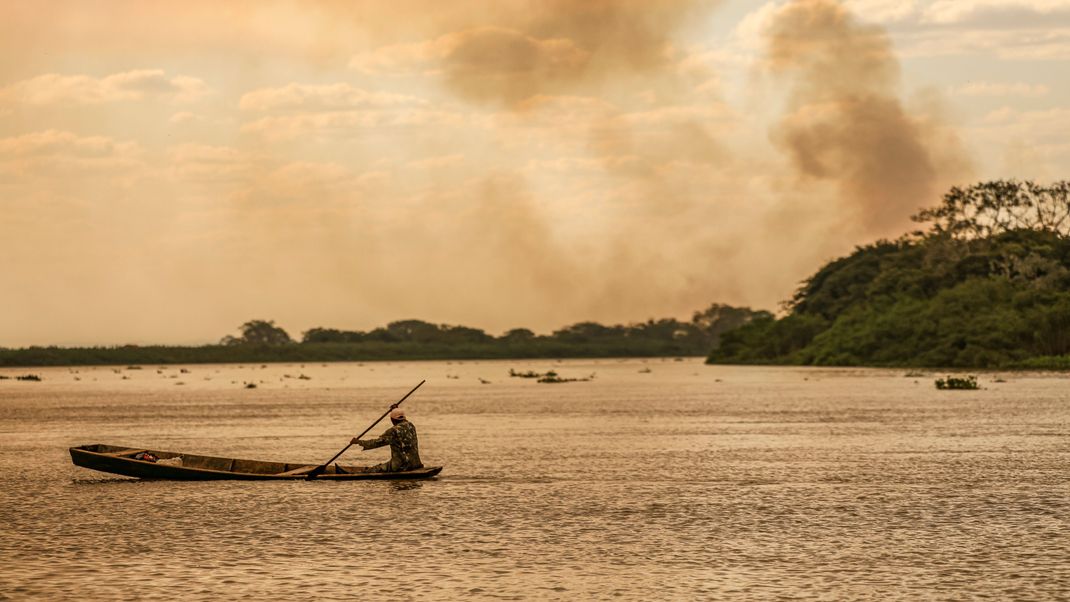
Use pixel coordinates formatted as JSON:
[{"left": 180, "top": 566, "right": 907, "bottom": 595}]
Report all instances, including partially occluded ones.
[
  {"left": 709, "top": 180, "right": 1070, "bottom": 369},
  {"left": 0, "top": 304, "right": 766, "bottom": 367}
]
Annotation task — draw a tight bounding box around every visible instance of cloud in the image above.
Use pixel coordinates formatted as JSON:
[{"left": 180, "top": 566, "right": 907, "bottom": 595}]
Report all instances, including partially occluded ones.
[
  {"left": 164, "top": 141, "right": 382, "bottom": 212},
  {"left": 980, "top": 106, "right": 1070, "bottom": 142},
  {"left": 822, "top": 0, "right": 1070, "bottom": 26},
  {"left": 240, "top": 108, "right": 470, "bottom": 141},
  {"left": 479, "top": 95, "right": 619, "bottom": 143},
  {"left": 238, "top": 83, "right": 425, "bottom": 112},
  {"left": 168, "top": 143, "right": 252, "bottom": 182},
  {"left": 225, "top": 160, "right": 372, "bottom": 216},
  {"left": 922, "top": 0, "right": 1070, "bottom": 24},
  {"left": 966, "top": 106, "right": 1070, "bottom": 178},
  {"left": 169, "top": 111, "right": 199, "bottom": 124},
  {"left": 0, "top": 129, "right": 143, "bottom": 173},
  {"left": 1, "top": 69, "right": 210, "bottom": 105},
  {"left": 266, "top": 161, "right": 356, "bottom": 191},
  {"left": 843, "top": 0, "right": 921, "bottom": 22},
  {"left": 620, "top": 104, "right": 736, "bottom": 128},
  {"left": 406, "top": 154, "right": 465, "bottom": 170},
  {"left": 348, "top": 39, "right": 444, "bottom": 76},
  {"left": 950, "top": 81, "right": 1050, "bottom": 97},
  {"left": 236, "top": 82, "right": 468, "bottom": 141},
  {"left": 900, "top": 26, "right": 1070, "bottom": 59},
  {"left": 167, "top": 144, "right": 372, "bottom": 198}
]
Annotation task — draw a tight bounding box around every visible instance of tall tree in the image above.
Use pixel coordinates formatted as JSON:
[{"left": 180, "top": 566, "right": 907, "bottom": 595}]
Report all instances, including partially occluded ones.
[
  {"left": 912, "top": 180, "right": 1070, "bottom": 240},
  {"left": 223, "top": 320, "right": 293, "bottom": 346}
]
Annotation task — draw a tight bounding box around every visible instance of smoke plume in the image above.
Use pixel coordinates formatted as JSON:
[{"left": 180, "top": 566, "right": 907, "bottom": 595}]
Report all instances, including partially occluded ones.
[
  {"left": 429, "top": 1, "right": 717, "bottom": 106},
  {"left": 763, "top": 0, "right": 969, "bottom": 237}
]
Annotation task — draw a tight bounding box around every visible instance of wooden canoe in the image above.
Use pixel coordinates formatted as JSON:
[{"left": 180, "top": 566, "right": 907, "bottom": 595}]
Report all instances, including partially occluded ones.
[{"left": 70, "top": 443, "right": 443, "bottom": 481}]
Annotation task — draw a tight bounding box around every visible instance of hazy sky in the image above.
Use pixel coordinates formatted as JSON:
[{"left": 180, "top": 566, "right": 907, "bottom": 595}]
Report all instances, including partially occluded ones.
[{"left": 2, "top": 0, "right": 1068, "bottom": 346}]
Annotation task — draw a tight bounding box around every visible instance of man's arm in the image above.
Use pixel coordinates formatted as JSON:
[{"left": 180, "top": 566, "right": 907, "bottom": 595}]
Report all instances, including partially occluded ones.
[{"left": 353, "top": 426, "right": 396, "bottom": 450}]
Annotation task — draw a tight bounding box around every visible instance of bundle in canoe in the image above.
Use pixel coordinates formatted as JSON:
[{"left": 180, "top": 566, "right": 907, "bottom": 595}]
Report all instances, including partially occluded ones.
[{"left": 70, "top": 444, "right": 443, "bottom": 481}]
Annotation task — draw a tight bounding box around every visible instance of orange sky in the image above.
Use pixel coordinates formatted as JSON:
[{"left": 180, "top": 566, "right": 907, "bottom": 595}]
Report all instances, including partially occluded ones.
[{"left": 2, "top": 0, "right": 1068, "bottom": 345}]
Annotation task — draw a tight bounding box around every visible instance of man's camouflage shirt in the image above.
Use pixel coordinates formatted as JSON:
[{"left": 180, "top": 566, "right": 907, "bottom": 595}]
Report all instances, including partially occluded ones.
[{"left": 360, "top": 419, "right": 422, "bottom": 471}]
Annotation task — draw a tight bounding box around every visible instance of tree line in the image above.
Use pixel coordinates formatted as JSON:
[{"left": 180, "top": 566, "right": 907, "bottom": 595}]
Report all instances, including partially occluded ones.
[
  {"left": 0, "top": 304, "right": 768, "bottom": 367},
  {"left": 221, "top": 302, "right": 769, "bottom": 357},
  {"left": 709, "top": 180, "right": 1070, "bottom": 369}
]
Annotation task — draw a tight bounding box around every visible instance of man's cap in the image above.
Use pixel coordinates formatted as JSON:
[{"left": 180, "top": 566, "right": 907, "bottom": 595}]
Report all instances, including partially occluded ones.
[{"left": 389, "top": 407, "right": 407, "bottom": 420}]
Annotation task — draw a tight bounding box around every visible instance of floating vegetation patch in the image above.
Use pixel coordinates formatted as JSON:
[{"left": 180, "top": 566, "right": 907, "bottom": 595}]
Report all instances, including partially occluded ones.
[
  {"left": 537, "top": 370, "right": 595, "bottom": 384},
  {"left": 510, "top": 368, "right": 597, "bottom": 383},
  {"left": 904, "top": 371, "right": 926, "bottom": 377},
  {"left": 935, "top": 375, "right": 979, "bottom": 390},
  {"left": 16, "top": 374, "right": 42, "bottom": 382}
]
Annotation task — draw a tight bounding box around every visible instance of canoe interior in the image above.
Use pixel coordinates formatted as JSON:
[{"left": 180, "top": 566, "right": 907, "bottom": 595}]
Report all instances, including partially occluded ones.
[{"left": 70, "top": 443, "right": 442, "bottom": 481}]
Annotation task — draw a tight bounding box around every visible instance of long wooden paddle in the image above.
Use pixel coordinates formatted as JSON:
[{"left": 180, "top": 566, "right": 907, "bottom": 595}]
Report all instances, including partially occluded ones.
[{"left": 305, "top": 379, "right": 426, "bottom": 480}]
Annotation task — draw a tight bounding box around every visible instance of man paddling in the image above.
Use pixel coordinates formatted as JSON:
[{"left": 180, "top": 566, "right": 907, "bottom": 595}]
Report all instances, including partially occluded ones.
[{"left": 352, "top": 407, "right": 423, "bottom": 472}]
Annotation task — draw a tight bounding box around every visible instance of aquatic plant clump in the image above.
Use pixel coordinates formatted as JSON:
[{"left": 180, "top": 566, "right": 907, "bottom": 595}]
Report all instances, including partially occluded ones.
[
  {"left": 537, "top": 371, "right": 595, "bottom": 384},
  {"left": 505, "top": 368, "right": 600, "bottom": 383},
  {"left": 935, "top": 375, "right": 979, "bottom": 390}
]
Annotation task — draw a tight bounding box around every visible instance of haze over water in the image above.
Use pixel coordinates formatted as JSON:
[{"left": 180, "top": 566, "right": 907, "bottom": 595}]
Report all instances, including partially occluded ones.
[{"left": 0, "top": 359, "right": 1066, "bottom": 599}]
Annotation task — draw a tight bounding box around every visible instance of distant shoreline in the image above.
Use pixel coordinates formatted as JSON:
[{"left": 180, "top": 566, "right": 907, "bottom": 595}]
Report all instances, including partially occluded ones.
[
  {"left": 1, "top": 305, "right": 762, "bottom": 369},
  {"left": 0, "top": 342, "right": 708, "bottom": 368},
  {"left": 1, "top": 345, "right": 1065, "bottom": 371}
]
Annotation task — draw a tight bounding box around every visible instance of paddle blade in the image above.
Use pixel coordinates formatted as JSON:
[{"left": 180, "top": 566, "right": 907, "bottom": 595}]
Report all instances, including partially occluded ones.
[{"left": 305, "top": 464, "right": 328, "bottom": 480}]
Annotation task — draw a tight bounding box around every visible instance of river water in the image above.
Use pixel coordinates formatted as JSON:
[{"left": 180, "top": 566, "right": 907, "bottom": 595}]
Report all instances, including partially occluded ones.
[{"left": 0, "top": 359, "right": 1066, "bottom": 600}]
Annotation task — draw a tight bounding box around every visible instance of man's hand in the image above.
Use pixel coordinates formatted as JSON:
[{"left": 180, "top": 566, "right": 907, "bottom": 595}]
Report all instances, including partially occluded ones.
[{"left": 351, "top": 438, "right": 369, "bottom": 449}]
